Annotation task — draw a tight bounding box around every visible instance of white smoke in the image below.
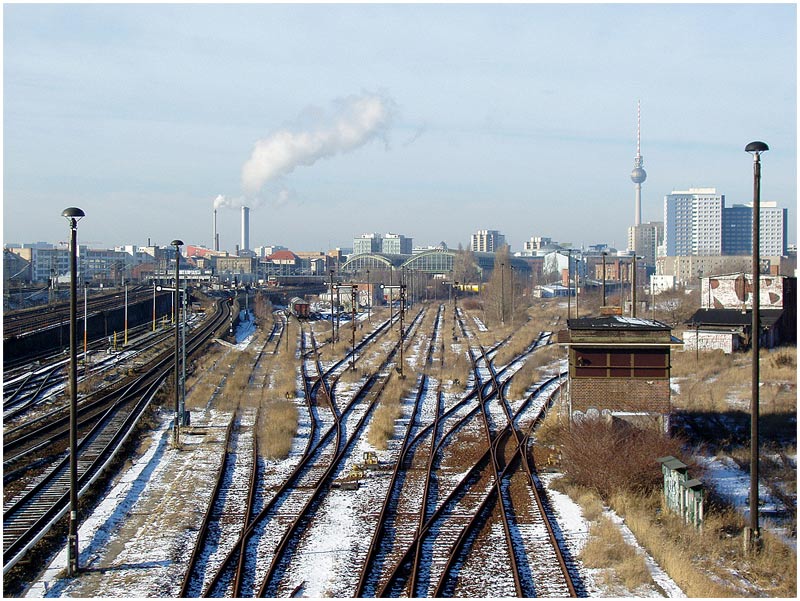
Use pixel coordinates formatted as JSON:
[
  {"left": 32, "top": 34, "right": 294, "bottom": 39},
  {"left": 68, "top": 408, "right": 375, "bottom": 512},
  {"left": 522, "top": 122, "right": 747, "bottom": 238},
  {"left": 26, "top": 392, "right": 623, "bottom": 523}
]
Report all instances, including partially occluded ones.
[
  {"left": 212, "top": 194, "right": 252, "bottom": 210},
  {"left": 241, "top": 91, "right": 396, "bottom": 195}
]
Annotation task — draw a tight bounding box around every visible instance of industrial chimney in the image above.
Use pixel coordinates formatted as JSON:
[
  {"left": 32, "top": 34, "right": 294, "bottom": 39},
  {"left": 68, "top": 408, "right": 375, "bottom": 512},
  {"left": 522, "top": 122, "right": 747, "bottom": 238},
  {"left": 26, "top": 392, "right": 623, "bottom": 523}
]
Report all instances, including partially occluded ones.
[
  {"left": 241, "top": 206, "right": 250, "bottom": 252},
  {"left": 213, "top": 209, "right": 219, "bottom": 251}
]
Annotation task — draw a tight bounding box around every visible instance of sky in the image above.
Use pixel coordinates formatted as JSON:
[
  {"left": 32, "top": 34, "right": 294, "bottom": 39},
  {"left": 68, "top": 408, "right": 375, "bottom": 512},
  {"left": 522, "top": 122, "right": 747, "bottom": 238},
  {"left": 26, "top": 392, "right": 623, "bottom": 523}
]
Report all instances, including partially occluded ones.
[{"left": 3, "top": 2, "right": 797, "bottom": 254}]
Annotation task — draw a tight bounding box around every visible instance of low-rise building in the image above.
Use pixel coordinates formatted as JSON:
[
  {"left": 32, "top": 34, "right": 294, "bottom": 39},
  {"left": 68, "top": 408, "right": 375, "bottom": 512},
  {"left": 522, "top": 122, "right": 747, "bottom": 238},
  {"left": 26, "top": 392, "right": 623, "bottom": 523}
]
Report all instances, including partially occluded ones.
[{"left": 558, "top": 316, "right": 682, "bottom": 430}]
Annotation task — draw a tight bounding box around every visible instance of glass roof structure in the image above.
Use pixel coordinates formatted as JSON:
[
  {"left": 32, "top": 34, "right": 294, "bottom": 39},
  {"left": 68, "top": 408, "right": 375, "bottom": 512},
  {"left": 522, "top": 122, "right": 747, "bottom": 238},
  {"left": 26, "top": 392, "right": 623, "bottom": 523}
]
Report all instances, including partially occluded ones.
[{"left": 341, "top": 249, "right": 532, "bottom": 276}]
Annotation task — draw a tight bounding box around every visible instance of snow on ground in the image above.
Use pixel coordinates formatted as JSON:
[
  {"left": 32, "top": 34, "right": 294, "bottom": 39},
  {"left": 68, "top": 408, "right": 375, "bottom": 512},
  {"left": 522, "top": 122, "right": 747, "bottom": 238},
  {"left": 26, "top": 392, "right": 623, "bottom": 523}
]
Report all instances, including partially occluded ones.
[
  {"left": 21, "top": 312, "right": 697, "bottom": 598},
  {"left": 694, "top": 454, "right": 795, "bottom": 549},
  {"left": 234, "top": 309, "right": 257, "bottom": 347},
  {"left": 26, "top": 408, "right": 230, "bottom": 598},
  {"left": 539, "top": 473, "right": 685, "bottom": 598},
  {"left": 472, "top": 315, "right": 488, "bottom": 332}
]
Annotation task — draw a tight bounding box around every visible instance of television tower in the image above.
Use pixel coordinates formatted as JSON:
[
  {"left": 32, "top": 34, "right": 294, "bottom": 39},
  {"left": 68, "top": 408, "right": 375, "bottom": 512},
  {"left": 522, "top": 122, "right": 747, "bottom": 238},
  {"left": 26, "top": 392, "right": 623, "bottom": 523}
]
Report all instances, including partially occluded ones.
[{"left": 630, "top": 100, "right": 647, "bottom": 226}]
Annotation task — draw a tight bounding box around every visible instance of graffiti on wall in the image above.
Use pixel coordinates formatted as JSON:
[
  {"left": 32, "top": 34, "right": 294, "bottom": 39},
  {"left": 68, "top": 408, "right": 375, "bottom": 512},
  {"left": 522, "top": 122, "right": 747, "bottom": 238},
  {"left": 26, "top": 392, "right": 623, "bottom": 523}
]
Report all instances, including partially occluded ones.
[{"left": 702, "top": 274, "right": 784, "bottom": 310}]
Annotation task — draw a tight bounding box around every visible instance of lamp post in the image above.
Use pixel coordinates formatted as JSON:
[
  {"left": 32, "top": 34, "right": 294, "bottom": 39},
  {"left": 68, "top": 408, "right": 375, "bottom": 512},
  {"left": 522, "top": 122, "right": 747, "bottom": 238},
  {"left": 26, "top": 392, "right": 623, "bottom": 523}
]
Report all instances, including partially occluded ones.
[
  {"left": 171, "top": 239, "right": 183, "bottom": 448},
  {"left": 366, "top": 269, "right": 371, "bottom": 322},
  {"left": 575, "top": 252, "right": 580, "bottom": 318},
  {"left": 510, "top": 265, "right": 515, "bottom": 328},
  {"left": 632, "top": 256, "right": 640, "bottom": 318},
  {"left": 601, "top": 251, "right": 608, "bottom": 308},
  {"left": 152, "top": 281, "right": 157, "bottom": 332},
  {"left": 399, "top": 284, "right": 406, "bottom": 377},
  {"left": 329, "top": 269, "right": 335, "bottom": 348},
  {"left": 500, "top": 262, "right": 505, "bottom": 326},
  {"left": 745, "top": 140, "right": 768, "bottom": 548},
  {"left": 62, "top": 206, "right": 85, "bottom": 576},
  {"left": 83, "top": 282, "right": 88, "bottom": 377},
  {"left": 566, "top": 251, "right": 572, "bottom": 321},
  {"left": 351, "top": 285, "right": 358, "bottom": 371}
]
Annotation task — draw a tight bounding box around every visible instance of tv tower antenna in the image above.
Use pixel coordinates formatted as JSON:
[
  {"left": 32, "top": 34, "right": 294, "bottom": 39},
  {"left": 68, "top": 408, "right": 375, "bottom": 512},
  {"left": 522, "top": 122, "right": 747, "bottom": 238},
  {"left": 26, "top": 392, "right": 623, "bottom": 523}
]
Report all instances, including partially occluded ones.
[{"left": 630, "top": 100, "right": 647, "bottom": 226}]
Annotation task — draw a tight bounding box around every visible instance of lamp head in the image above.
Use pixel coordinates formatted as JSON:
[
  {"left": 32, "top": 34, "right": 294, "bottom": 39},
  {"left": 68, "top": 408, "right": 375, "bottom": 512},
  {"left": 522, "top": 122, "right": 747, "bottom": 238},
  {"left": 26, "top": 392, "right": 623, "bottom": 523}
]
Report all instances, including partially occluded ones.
[
  {"left": 61, "top": 207, "right": 85, "bottom": 221},
  {"left": 745, "top": 141, "right": 769, "bottom": 154},
  {"left": 171, "top": 239, "right": 184, "bottom": 247}
]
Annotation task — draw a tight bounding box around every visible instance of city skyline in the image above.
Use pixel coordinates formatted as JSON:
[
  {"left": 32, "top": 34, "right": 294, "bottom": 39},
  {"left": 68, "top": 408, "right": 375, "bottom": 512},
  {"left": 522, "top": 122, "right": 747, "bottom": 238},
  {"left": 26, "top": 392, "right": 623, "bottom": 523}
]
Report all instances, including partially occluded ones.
[{"left": 4, "top": 3, "right": 797, "bottom": 253}]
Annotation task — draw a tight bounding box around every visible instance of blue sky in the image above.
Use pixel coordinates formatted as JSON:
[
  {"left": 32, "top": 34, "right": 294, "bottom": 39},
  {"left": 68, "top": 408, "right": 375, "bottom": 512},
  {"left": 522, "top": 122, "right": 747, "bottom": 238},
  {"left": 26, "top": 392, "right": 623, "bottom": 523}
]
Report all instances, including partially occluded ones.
[{"left": 3, "top": 2, "right": 796, "bottom": 253}]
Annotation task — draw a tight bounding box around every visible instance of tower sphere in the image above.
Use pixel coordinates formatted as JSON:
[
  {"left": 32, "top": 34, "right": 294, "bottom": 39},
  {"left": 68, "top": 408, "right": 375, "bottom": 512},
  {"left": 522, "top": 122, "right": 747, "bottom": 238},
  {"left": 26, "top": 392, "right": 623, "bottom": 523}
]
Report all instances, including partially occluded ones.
[{"left": 631, "top": 166, "right": 647, "bottom": 184}]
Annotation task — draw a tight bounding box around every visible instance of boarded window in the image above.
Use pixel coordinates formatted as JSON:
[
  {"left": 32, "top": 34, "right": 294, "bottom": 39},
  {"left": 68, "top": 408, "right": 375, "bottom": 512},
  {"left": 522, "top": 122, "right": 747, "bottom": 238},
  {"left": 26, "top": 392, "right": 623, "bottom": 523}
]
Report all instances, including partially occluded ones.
[{"left": 572, "top": 348, "right": 669, "bottom": 378}]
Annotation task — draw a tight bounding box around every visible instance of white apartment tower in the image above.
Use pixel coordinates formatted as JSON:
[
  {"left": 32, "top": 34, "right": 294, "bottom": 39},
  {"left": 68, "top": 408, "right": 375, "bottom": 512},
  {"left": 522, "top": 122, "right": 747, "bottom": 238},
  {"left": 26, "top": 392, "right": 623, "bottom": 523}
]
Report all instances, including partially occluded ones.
[
  {"left": 758, "top": 202, "right": 788, "bottom": 256},
  {"left": 471, "top": 229, "right": 506, "bottom": 253},
  {"left": 664, "top": 188, "right": 724, "bottom": 256}
]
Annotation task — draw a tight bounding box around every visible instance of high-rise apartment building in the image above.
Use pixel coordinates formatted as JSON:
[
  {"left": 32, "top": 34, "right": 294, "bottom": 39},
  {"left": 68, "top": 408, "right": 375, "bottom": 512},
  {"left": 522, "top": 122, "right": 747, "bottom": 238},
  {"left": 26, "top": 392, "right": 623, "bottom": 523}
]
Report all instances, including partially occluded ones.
[
  {"left": 666, "top": 188, "right": 789, "bottom": 259},
  {"left": 721, "top": 202, "right": 788, "bottom": 257},
  {"left": 664, "top": 188, "right": 724, "bottom": 256},
  {"left": 381, "top": 233, "right": 412, "bottom": 255},
  {"left": 353, "top": 233, "right": 382, "bottom": 255},
  {"left": 471, "top": 229, "right": 506, "bottom": 253},
  {"left": 353, "top": 233, "right": 413, "bottom": 255},
  {"left": 758, "top": 202, "right": 788, "bottom": 256},
  {"left": 721, "top": 204, "right": 753, "bottom": 255}
]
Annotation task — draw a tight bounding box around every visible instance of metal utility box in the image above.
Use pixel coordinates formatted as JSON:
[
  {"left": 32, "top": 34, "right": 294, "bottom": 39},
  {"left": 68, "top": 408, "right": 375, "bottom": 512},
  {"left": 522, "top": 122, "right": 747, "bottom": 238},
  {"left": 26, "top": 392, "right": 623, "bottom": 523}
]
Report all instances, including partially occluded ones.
[{"left": 657, "top": 455, "right": 704, "bottom": 528}]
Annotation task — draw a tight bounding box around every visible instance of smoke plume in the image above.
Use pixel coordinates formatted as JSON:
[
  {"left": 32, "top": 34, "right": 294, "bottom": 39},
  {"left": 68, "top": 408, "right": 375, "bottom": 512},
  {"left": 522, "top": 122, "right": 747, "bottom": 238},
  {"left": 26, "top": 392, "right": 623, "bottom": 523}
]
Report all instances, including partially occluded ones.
[{"left": 241, "top": 91, "right": 396, "bottom": 195}]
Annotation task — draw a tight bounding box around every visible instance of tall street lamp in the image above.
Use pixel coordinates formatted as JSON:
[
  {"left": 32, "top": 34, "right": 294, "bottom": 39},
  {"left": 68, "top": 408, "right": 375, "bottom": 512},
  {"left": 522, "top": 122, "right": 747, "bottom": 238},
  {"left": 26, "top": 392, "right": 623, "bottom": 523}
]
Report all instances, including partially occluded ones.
[
  {"left": 601, "top": 251, "right": 608, "bottom": 308},
  {"left": 366, "top": 269, "right": 371, "bottom": 322},
  {"left": 632, "top": 255, "right": 640, "bottom": 318},
  {"left": 329, "top": 269, "right": 335, "bottom": 348},
  {"left": 500, "top": 262, "right": 505, "bottom": 326},
  {"left": 745, "top": 140, "right": 768, "bottom": 549},
  {"left": 566, "top": 251, "right": 572, "bottom": 321},
  {"left": 171, "top": 239, "right": 183, "bottom": 448},
  {"left": 62, "top": 206, "right": 85, "bottom": 576}
]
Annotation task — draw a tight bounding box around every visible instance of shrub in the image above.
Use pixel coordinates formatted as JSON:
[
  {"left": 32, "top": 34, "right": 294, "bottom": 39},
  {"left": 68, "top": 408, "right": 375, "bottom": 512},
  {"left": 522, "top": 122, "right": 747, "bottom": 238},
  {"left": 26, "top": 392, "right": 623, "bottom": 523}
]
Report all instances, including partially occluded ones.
[{"left": 558, "top": 419, "right": 686, "bottom": 500}]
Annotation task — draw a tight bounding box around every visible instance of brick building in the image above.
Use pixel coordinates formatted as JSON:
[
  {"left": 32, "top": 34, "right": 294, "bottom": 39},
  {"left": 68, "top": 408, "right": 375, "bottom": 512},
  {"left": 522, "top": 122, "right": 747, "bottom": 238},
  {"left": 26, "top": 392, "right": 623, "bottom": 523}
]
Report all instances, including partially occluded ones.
[{"left": 558, "top": 316, "right": 682, "bottom": 430}]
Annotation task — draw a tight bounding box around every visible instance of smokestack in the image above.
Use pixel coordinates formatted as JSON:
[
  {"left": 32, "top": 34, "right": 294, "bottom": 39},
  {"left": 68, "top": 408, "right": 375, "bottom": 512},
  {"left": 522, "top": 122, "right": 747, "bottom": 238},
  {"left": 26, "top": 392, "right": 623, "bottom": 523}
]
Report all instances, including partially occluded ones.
[
  {"left": 213, "top": 209, "right": 219, "bottom": 252},
  {"left": 241, "top": 206, "right": 250, "bottom": 252}
]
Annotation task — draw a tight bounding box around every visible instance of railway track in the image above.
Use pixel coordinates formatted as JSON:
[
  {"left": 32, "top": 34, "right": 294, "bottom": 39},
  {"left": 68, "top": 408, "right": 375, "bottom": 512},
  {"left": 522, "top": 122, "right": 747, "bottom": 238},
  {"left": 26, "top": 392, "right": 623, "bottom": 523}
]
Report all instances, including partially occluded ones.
[
  {"left": 178, "top": 307, "right": 422, "bottom": 597},
  {"left": 10, "top": 300, "right": 584, "bottom": 597},
  {"left": 2, "top": 299, "right": 231, "bottom": 576},
  {"left": 3, "top": 286, "right": 165, "bottom": 342},
  {"left": 356, "top": 306, "right": 576, "bottom": 597}
]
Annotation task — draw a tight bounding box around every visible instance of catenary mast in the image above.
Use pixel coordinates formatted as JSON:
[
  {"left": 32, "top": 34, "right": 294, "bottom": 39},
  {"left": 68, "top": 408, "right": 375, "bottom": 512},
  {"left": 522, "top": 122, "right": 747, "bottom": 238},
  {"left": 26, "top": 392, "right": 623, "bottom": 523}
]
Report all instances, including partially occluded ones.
[{"left": 630, "top": 100, "right": 647, "bottom": 226}]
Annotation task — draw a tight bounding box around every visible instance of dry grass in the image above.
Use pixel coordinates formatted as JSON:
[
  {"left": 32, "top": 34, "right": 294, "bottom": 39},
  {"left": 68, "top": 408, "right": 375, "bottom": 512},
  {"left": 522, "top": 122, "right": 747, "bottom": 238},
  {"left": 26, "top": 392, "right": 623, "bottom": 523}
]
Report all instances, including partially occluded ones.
[
  {"left": 442, "top": 346, "right": 470, "bottom": 394},
  {"left": 672, "top": 346, "right": 796, "bottom": 414},
  {"left": 608, "top": 490, "right": 796, "bottom": 598},
  {"left": 580, "top": 515, "right": 653, "bottom": 592},
  {"left": 367, "top": 373, "right": 414, "bottom": 450},
  {"left": 551, "top": 477, "right": 795, "bottom": 597},
  {"left": 258, "top": 399, "right": 298, "bottom": 459},
  {"left": 508, "top": 345, "right": 563, "bottom": 399}
]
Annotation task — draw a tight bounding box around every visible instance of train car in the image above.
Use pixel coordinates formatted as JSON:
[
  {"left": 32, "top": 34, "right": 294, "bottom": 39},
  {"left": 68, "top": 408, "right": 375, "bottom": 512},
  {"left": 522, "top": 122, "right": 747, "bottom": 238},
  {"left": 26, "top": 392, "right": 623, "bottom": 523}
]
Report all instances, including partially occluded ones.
[{"left": 290, "top": 297, "right": 310, "bottom": 319}]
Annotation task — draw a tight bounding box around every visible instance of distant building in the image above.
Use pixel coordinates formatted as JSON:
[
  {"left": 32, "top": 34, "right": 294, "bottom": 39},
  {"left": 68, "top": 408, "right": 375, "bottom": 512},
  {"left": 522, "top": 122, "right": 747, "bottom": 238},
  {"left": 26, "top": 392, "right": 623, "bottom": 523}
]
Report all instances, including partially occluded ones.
[
  {"left": 381, "top": 233, "right": 412, "bottom": 255},
  {"left": 685, "top": 274, "right": 796, "bottom": 354},
  {"left": 215, "top": 256, "right": 257, "bottom": 284},
  {"left": 353, "top": 233, "right": 382, "bottom": 255},
  {"left": 721, "top": 204, "right": 753, "bottom": 256},
  {"left": 558, "top": 316, "right": 682, "bottom": 430},
  {"left": 627, "top": 221, "right": 663, "bottom": 267},
  {"left": 664, "top": 188, "right": 724, "bottom": 256},
  {"left": 353, "top": 233, "right": 413, "bottom": 256},
  {"left": 656, "top": 254, "right": 793, "bottom": 287},
  {"left": 471, "top": 229, "right": 506, "bottom": 253}
]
